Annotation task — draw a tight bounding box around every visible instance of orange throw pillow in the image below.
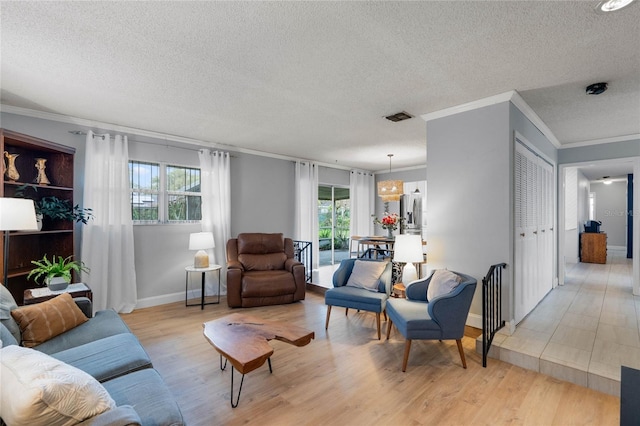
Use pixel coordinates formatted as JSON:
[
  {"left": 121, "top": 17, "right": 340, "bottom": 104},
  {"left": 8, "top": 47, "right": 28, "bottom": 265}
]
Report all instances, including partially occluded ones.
[{"left": 11, "top": 293, "right": 88, "bottom": 347}]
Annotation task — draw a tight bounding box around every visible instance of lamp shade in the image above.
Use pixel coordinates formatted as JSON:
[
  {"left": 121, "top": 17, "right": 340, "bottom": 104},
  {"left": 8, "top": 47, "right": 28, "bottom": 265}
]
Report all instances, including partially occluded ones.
[
  {"left": 189, "top": 232, "right": 214, "bottom": 268},
  {"left": 377, "top": 180, "right": 404, "bottom": 202},
  {"left": 393, "top": 234, "right": 423, "bottom": 284},
  {"left": 0, "top": 198, "right": 38, "bottom": 231},
  {"left": 393, "top": 234, "right": 423, "bottom": 263},
  {"left": 189, "top": 232, "right": 215, "bottom": 250}
]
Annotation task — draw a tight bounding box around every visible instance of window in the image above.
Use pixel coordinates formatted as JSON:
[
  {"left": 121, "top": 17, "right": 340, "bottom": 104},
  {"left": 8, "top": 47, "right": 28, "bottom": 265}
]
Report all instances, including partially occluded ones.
[{"left": 129, "top": 161, "right": 201, "bottom": 223}]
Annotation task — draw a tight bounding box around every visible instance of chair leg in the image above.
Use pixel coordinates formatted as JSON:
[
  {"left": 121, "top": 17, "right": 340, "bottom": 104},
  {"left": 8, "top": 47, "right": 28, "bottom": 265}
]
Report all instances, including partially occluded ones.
[
  {"left": 456, "top": 339, "right": 467, "bottom": 368},
  {"left": 325, "top": 305, "right": 332, "bottom": 330},
  {"left": 386, "top": 318, "right": 393, "bottom": 340},
  {"left": 345, "top": 308, "right": 349, "bottom": 316},
  {"left": 383, "top": 309, "right": 387, "bottom": 321},
  {"left": 402, "top": 340, "right": 412, "bottom": 372},
  {"left": 375, "top": 312, "right": 381, "bottom": 340}
]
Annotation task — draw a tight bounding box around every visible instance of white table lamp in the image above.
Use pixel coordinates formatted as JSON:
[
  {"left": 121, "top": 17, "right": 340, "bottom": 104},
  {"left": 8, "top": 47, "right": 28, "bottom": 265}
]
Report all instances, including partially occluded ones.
[
  {"left": 393, "top": 234, "right": 424, "bottom": 284},
  {"left": 1, "top": 199, "right": 39, "bottom": 287},
  {"left": 189, "top": 232, "right": 215, "bottom": 268}
]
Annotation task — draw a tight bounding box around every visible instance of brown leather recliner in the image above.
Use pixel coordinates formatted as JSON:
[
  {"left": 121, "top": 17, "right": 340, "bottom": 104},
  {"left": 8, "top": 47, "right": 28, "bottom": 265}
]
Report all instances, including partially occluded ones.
[{"left": 226, "top": 233, "right": 306, "bottom": 308}]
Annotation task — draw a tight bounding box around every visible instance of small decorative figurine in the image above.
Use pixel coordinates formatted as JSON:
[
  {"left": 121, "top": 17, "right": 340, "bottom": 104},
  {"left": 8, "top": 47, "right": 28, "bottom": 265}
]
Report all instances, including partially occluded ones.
[
  {"left": 4, "top": 151, "right": 20, "bottom": 182},
  {"left": 34, "top": 158, "right": 50, "bottom": 185}
]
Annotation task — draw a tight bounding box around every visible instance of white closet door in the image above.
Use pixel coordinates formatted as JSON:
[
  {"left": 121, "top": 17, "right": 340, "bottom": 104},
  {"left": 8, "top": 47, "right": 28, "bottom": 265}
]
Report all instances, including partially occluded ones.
[
  {"left": 515, "top": 143, "right": 539, "bottom": 324},
  {"left": 514, "top": 140, "right": 555, "bottom": 325},
  {"left": 537, "top": 158, "right": 554, "bottom": 304}
]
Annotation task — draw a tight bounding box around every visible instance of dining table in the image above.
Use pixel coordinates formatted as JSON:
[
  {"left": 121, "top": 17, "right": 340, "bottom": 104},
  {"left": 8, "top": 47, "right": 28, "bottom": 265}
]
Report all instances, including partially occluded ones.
[{"left": 356, "top": 236, "right": 395, "bottom": 259}]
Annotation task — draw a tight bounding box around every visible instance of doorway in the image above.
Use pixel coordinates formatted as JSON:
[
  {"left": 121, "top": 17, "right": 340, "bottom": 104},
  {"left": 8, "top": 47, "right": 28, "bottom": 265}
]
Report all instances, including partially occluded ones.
[
  {"left": 558, "top": 157, "right": 640, "bottom": 296},
  {"left": 318, "top": 185, "right": 350, "bottom": 267}
]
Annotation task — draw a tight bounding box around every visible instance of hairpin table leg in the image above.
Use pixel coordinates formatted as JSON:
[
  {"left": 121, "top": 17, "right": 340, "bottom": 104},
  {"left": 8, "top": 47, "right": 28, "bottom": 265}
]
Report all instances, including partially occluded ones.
[{"left": 230, "top": 366, "right": 245, "bottom": 408}]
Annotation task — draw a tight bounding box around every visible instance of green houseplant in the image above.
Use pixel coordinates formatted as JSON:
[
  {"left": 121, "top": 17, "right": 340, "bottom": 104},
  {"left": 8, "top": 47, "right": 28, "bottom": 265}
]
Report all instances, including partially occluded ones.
[
  {"left": 27, "top": 255, "right": 90, "bottom": 290},
  {"left": 14, "top": 184, "right": 94, "bottom": 226}
]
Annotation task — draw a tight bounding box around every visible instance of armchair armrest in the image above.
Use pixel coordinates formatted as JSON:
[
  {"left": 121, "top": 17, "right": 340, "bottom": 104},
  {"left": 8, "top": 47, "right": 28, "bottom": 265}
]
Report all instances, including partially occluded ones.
[
  {"left": 227, "top": 260, "right": 244, "bottom": 271},
  {"left": 73, "top": 297, "right": 93, "bottom": 318},
  {"left": 284, "top": 258, "right": 303, "bottom": 272},
  {"left": 332, "top": 260, "right": 354, "bottom": 287},
  {"left": 405, "top": 273, "right": 433, "bottom": 301},
  {"left": 427, "top": 279, "right": 477, "bottom": 339},
  {"left": 76, "top": 405, "right": 142, "bottom": 426}
]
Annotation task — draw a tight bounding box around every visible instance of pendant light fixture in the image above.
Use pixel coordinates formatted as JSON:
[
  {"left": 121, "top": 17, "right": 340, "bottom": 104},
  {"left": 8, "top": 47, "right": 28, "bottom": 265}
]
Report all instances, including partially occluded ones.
[{"left": 377, "top": 154, "right": 404, "bottom": 202}]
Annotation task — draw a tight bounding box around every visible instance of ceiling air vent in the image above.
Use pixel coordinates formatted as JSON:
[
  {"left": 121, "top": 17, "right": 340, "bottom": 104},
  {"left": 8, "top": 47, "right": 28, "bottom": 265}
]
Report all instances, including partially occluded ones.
[{"left": 385, "top": 111, "right": 413, "bottom": 122}]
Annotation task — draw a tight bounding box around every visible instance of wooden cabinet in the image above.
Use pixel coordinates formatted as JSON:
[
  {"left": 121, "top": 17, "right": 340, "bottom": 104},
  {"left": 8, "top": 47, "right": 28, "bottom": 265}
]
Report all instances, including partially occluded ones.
[
  {"left": 1, "top": 129, "right": 75, "bottom": 304},
  {"left": 580, "top": 233, "right": 607, "bottom": 264}
]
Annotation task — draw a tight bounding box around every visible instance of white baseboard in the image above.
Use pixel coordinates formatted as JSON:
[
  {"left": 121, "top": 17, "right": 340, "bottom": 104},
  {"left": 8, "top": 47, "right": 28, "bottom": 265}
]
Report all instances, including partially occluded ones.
[
  {"left": 134, "top": 288, "right": 228, "bottom": 309},
  {"left": 135, "top": 291, "right": 184, "bottom": 309},
  {"left": 467, "top": 312, "right": 483, "bottom": 329},
  {"left": 608, "top": 245, "right": 626, "bottom": 251}
]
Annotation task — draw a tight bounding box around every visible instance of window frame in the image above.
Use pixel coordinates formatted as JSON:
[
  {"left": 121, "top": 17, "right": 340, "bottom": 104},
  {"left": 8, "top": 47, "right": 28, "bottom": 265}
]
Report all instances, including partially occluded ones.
[{"left": 129, "top": 159, "right": 202, "bottom": 225}]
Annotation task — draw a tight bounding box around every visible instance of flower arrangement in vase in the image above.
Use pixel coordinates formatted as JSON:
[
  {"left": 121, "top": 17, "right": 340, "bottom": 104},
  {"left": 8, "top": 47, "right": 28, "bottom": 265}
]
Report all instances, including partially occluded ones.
[{"left": 372, "top": 212, "right": 403, "bottom": 238}]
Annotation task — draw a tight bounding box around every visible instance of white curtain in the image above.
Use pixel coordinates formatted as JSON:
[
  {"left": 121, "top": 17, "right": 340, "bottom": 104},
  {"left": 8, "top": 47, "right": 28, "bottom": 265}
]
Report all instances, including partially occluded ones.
[
  {"left": 81, "top": 131, "right": 137, "bottom": 313},
  {"left": 294, "top": 161, "right": 319, "bottom": 270},
  {"left": 198, "top": 149, "right": 231, "bottom": 294},
  {"left": 350, "top": 170, "right": 375, "bottom": 237}
]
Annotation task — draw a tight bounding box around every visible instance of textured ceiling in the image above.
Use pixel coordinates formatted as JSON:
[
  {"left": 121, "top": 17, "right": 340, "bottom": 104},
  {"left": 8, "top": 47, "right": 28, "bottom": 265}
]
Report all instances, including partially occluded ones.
[{"left": 1, "top": 1, "right": 639, "bottom": 171}]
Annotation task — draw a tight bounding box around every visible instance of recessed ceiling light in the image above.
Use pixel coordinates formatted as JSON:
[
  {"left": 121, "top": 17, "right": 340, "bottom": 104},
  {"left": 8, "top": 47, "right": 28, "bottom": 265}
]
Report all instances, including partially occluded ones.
[{"left": 596, "top": 0, "right": 636, "bottom": 12}]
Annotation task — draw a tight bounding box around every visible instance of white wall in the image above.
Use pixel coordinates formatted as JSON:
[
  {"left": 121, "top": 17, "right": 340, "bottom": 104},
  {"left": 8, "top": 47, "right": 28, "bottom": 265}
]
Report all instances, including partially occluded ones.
[
  {"left": 592, "top": 180, "right": 627, "bottom": 247},
  {"left": 564, "top": 168, "right": 590, "bottom": 263}
]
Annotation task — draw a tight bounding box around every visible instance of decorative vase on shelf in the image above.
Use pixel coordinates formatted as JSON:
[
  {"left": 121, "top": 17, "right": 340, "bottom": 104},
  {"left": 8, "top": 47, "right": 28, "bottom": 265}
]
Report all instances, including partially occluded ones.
[
  {"left": 46, "top": 276, "right": 69, "bottom": 291},
  {"left": 4, "top": 151, "right": 20, "bottom": 182},
  {"left": 34, "top": 158, "right": 50, "bottom": 185},
  {"left": 386, "top": 227, "right": 394, "bottom": 239}
]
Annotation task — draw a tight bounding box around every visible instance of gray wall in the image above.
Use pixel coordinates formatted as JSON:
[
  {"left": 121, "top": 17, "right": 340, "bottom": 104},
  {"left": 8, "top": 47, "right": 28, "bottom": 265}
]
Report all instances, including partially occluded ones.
[
  {"left": 425, "top": 100, "right": 558, "bottom": 324},
  {"left": 426, "top": 102, "right": 511, "bottom": 320},
  {"left": 229, "top": 152, "right": 295, "bottom": 238},
  {"left": 1, "top": 112, "right": 297, "bottom": 306},
  {"left": 592, "top": 180, "right": 627, "bottom": 247}
]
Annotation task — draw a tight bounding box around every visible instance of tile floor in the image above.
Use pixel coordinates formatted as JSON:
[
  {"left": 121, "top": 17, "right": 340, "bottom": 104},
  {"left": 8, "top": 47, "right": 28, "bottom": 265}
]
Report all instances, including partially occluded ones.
[{"left": 482, "top": 248, "right": 640, "bottom": 396}]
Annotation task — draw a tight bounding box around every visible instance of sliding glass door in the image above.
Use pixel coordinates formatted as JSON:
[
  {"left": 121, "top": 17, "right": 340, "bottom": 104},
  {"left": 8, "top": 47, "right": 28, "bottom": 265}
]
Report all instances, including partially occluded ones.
[{"left": 318, "top": 185, "right": 350, "bottom": 266}]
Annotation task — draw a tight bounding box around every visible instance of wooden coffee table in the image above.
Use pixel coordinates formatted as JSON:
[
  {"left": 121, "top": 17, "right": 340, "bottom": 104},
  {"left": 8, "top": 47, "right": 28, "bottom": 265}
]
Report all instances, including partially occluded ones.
[{"left": 202, "top": 313, "right": 314, "bottom": 407}]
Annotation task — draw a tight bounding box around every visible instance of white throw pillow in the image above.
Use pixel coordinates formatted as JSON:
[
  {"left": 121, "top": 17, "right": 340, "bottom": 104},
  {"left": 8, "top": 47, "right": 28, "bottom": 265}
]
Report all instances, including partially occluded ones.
[
  {"left": 0, "top": 345, "right": 116, "bottom": 426},
  {"left": 345, "top": 260, "right": 387, "bottom": 292},
  {"left": 427, "top": 269, "right": 463, "bottom": 301}
]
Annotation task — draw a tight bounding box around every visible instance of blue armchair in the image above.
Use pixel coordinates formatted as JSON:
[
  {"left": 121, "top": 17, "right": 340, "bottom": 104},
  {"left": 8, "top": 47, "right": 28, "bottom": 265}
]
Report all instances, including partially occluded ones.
[
  {"left": 385, "top": 270, "right": 477, "bottom": 371},
  {"left": 325, "top": 258, "right": 393, "bottom": 340}
]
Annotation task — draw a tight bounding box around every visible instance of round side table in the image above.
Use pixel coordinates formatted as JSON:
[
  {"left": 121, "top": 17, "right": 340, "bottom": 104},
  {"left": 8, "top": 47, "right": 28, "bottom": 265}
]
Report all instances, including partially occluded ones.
[
  {"left": 185, "top": 264, "right": 222, "bottom": 309},
  {"left": 392, "top": 283, "right": 406, "bottom": 298}
]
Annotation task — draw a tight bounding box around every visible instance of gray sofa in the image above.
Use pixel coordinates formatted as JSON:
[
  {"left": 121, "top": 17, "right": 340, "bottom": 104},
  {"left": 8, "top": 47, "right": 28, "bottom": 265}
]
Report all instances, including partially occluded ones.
[{"left": 0, "top": 285, "right": 184, "bottom": 426}]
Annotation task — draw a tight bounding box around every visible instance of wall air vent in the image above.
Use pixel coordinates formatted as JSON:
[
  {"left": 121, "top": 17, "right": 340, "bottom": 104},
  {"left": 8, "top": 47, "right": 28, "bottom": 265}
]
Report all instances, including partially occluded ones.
[{"left": 385, "top": 111, "right": 413, "bottom": 122}]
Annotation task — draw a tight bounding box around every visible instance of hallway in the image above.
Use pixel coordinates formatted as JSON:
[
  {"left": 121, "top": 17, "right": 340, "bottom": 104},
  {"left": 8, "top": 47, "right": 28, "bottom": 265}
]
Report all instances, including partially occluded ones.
[{"left": 483, "top": 248, "right": 639, "bottom": 396}]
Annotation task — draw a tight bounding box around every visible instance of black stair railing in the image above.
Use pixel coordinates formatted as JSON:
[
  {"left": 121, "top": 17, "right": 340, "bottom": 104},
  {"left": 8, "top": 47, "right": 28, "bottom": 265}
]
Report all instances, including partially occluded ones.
[
  {"left": 293, "top": 240, "right": 312, "bottom": 283},
  {"left": 482, "top": 262, "right": 507, "bottom": 367}
]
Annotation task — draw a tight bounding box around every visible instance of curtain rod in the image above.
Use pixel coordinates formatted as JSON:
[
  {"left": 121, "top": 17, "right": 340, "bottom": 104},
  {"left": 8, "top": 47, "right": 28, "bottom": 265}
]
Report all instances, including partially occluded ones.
[{"left": 69, "top": 130, "right": 204, "bottom": 152}]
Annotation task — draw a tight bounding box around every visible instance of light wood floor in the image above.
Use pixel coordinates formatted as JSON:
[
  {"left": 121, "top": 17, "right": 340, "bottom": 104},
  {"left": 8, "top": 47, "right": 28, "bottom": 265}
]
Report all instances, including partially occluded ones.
[{"left": 121, "top": 291, "right": 619, "bottom": 425}]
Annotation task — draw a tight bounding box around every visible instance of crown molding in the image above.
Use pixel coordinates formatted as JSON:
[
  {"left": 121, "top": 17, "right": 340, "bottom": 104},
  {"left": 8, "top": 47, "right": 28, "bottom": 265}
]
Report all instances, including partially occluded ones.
[
  {"left": 420, "top": 90, "right": 561, "bottom": 149},
  {"left": 0, "top": 104, "right": 358, "bottom": 172},
  {"left": 559, "top": 133, "right": 640, "bottom": 149}
]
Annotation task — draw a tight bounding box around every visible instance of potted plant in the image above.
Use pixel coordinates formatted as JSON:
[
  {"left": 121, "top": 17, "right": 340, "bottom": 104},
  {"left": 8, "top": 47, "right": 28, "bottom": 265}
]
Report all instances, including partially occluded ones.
[
  {"left": 27, "top": 255, "right": 90, "bottom": 291},
  {"left": 14, "top": 184, "right": 94, "bottom": 227},
  {"left": 36, "top": 196, "right": 94, "bottom": 224}
]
